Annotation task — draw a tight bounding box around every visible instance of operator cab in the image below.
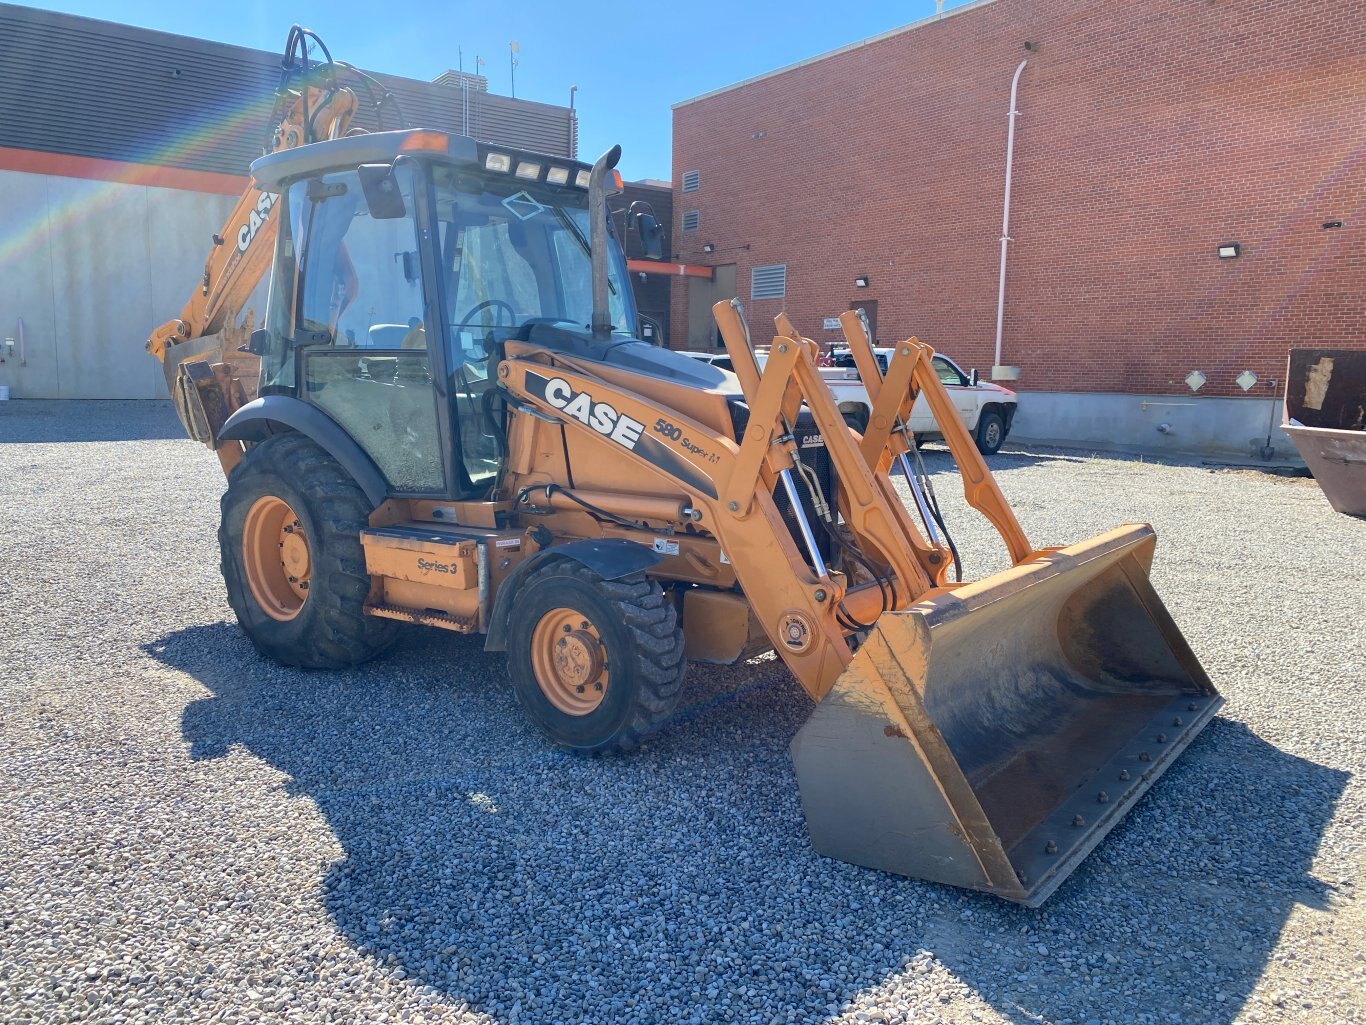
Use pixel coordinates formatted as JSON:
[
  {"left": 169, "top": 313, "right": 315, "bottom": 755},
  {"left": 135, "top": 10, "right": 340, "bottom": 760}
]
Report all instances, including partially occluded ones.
[{"left": 249, "top": 130, "right": 730, "bottom": 502}]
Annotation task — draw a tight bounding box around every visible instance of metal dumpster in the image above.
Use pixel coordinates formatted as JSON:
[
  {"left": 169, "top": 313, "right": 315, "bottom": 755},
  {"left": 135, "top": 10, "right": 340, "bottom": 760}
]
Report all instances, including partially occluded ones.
[{"left": 1282, "top": 348, "right": 1366, "bottom": 517}]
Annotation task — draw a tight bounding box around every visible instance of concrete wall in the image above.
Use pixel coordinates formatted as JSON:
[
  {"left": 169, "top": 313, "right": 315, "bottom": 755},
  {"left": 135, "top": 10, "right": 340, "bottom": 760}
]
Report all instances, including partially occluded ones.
[
  {"left": 1010, "top": 392, "right": 1295, "bottom": 462},
  {"left": 0, "top": 169, "right": 237, "bottom": 399}
]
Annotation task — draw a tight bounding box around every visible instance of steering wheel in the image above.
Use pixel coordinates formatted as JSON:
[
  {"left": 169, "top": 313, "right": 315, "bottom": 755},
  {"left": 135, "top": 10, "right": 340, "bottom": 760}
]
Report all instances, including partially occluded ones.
[{"left": 456, "top": 299, "right": 518, "bottom": 336}]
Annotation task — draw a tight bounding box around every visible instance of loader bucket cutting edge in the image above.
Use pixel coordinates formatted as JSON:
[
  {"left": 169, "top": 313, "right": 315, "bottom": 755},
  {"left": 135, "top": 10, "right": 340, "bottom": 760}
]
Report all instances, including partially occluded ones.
[{"left": 790, "top": 523, "right": 1222, "bottom": 906}]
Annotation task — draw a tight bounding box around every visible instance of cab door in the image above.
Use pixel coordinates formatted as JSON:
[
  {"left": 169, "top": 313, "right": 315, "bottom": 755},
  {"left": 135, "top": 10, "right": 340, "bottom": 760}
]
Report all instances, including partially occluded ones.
[{"left": 285, "top": 164, "right": 451, "bottom": 497}]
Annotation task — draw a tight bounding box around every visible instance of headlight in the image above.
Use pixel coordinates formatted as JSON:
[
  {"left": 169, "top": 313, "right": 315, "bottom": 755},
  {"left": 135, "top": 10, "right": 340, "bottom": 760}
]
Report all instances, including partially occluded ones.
[
  {"left": 575, "top": 169, "right": 592, "bottom": 189},
  {"left": 515, "top": 161, "right": 541, "bottom": 180},
  {"left": 484, "top": 152, "right": 512, "bottom": 173},
  {"left": 546, "top": 166, "right": 570, "bottom": 185}
]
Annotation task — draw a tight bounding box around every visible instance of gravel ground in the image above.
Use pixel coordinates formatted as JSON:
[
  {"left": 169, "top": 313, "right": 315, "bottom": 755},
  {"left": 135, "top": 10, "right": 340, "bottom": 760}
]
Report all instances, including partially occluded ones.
[{"left": 1, "top": 399, "right": 1362, "bottom": 1025}]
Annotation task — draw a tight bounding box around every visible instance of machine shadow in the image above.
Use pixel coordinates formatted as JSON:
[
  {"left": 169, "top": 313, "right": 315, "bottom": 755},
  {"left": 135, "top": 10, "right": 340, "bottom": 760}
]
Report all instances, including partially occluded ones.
[{"left": 153, "top": 623, "right": 1346, "bottom": 1025}]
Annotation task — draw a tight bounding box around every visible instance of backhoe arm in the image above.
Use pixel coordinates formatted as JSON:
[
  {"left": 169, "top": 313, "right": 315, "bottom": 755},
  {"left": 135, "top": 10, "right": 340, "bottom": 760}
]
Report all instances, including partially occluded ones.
[{"left": 146, "top": 86, "right": 357, "bottom": 363}]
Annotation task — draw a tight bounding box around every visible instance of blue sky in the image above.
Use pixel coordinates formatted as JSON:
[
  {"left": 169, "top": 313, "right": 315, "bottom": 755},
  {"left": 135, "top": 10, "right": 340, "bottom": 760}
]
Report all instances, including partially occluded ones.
[{"left": 32, "top": 1, "right": 970, "bottom": 181}]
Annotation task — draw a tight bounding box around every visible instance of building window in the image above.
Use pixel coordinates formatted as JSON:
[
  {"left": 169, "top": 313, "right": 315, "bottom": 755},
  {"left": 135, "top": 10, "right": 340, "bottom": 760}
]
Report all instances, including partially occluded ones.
[
  {"left": 681, "top": 170, "right": 701, "bottom": 192},
  {"left": 682, "top": 210, "right": 700, "bottom": 232},
  {"left": 751, "top": 263, "right": 787, "bottom": 300}
]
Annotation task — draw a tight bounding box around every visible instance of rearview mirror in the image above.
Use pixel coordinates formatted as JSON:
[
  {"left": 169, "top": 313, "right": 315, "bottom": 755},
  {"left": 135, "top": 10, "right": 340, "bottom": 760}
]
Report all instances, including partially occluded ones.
[
  {"left": 395, "top": 251, "right": 420, "bottom": 284},
  {"left": 357, "top": 163, "right": 407, "bottom": 220},
  {"left": 638, "top": 314, "right": 663, "bottom": 346},
  {"left": 635, "top": 212, "right": 665, "bottom": 260},
  {"left": 970, "top": 368, "right": 980, "bottom": 387}
]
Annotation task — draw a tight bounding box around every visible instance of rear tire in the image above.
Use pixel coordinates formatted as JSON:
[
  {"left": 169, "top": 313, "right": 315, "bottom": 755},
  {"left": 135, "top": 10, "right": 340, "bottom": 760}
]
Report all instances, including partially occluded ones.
[
  {"left": 220, "top": 433, "right": 395, "bottom": 668},
  {"left": 976, "top": 411, "right": 1006, "bottom": 456},
  {"left": 507, "top": 561, "right": 685, "bottom": 753}
]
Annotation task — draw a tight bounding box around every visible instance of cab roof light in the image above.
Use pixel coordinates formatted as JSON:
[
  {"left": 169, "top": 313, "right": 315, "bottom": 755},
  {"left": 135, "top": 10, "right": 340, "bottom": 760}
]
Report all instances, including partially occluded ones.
[
  {"left": 575, "top": 169, "right": 592, "bottom": 188},
  {"left": 401, "top": 131, "right": 449, "bottom": 153},
  {"left": 515, "top": 160, "right": 542, "bottom": 180},
  {"left": 546, "top": 166, "right": 570, "bottom": 185},
  {"left": 485, "top": 152, "right": 512, "bottom": 173}
]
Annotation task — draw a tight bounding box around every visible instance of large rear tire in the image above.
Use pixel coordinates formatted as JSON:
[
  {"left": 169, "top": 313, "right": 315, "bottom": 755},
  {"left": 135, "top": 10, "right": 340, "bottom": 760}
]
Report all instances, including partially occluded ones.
[
  {"left": 219, "top": 433, "right": 396, "bottom": 668},
  {"left": 506, "top": 561, "right": 685, "bottom": 753}
]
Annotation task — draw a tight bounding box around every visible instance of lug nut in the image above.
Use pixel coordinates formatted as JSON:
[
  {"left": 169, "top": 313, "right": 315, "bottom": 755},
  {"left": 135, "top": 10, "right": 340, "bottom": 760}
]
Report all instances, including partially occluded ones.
[
  {"left": 1119, "top": 769, "right": 1131, "bottom": 781},
  {"left": 558, "top": 638, "right": 567, "bottom": 648},
  {"left": 575, "top": 685, "right": 585, "bottom": 694},
  {"left": 563, "top": 624, "right": 572, "bottom": 633},
  {"left": 1097, "top": 791, "right": 1110, "bottom": 804},
  {"left": 813, "top": 589, "right": 827, "bottom": 602},
  {"left": 594, "top": 682, "right": 603, "bottom": 691},
  {"left": 580, "top": 621, "right": 589, "bottom": 630},
  {"left": 1072, "top": 815, "right": 1086, "bottom": 827},
  {"left": 1045, "top": 840, "right": 1057, "bottom": 854}
]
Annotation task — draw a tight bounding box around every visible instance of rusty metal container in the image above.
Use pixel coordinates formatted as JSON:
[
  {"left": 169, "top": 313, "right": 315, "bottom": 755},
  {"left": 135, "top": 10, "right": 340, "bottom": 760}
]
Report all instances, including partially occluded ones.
[{"left": 1282, "top": 349, "right": 1366, "bottom": 518}]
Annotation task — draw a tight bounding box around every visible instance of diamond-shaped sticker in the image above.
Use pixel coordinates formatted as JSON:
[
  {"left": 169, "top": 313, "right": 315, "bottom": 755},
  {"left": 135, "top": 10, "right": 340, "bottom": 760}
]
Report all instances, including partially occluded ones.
[
  {"left": 1184, "top": 370, "right": 1206, "bottom": 392},
  {"left": 501, "top": 190, "right": 547, "bottom": 221},
  {"left": 1235, "top": 370, "right": 1258, "bottom": 391}
]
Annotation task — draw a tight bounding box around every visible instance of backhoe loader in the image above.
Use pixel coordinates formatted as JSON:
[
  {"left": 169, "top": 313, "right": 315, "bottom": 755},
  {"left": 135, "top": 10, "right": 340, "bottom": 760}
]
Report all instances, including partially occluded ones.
[{"left": 149, "top": 28, "right": 1221, "bottom": 906}]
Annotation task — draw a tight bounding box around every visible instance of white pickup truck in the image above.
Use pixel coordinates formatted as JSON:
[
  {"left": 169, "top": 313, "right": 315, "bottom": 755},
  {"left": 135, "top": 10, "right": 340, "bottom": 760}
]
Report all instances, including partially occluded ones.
[{"left": 682, "top": 348, "right": 1018, "bottom": 455}]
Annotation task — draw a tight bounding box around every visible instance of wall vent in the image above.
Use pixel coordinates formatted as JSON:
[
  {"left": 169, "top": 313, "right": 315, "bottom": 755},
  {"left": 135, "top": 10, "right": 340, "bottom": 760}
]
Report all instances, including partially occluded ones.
[{"left": 751, "top": 263, "right": 787, "bottom": 300}]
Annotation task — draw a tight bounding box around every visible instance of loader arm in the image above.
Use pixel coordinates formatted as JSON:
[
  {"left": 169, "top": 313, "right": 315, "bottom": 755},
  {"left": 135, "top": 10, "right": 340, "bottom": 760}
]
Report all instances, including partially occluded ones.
[{"left": 502, "top": 298, "right": 1037, "bottom": 700}]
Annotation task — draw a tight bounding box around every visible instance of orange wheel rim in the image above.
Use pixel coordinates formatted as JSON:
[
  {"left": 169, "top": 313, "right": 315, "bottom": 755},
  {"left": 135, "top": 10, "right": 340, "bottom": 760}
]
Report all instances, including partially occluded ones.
[
  {"left": 242, "top": 496, "right": 310, "bottom": 621},
  {"left": 530, "top": 607, "right": 610, "bottom": 716}
]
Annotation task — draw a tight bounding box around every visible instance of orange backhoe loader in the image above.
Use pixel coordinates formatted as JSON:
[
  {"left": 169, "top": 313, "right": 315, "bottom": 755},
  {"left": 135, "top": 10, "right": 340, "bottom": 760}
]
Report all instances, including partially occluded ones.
[{"left": 149, "top": 28, "right": 1221, "bottom": 905}]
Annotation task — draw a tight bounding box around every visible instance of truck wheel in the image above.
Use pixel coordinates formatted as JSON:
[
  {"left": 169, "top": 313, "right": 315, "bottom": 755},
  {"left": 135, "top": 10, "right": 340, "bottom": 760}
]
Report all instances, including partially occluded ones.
[
  {"left": 219, "top": 433, "right": 395, "bottom": 668},
  {"left": 507, "top": 561, "right": 685, "bottom": 753},
  {"left": 976, "top": 411, "right": 1006, "bottom": 455}
]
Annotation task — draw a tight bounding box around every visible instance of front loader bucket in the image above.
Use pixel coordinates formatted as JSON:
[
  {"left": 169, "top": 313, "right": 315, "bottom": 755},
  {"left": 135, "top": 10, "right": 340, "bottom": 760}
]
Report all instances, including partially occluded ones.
[{"left": 790, "top": 524, "right": 1221, "bottom": 906}]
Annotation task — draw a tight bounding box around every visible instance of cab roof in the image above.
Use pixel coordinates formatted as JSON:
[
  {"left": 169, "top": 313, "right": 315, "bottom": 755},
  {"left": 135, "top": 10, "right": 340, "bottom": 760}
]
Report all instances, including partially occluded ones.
[{"left": 250, "top": 129, "right": 596, "bottom": 194}]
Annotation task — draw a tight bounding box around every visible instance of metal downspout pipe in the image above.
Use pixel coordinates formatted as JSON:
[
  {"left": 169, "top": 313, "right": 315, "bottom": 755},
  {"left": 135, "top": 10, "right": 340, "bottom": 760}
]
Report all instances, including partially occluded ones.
[{"left": 992, "top": 59, "right": 1027, "bottom": 381}]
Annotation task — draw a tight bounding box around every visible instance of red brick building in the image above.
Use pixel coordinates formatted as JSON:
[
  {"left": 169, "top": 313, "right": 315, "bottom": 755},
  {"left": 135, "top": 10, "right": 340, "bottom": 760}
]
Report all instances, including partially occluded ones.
[{"left": 669, "top": 0, "right": 1366, "bottom": 458}]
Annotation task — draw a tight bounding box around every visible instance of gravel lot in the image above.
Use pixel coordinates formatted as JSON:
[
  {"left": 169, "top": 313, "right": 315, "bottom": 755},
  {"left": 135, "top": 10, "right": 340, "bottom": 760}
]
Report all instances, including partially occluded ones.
[{"left": 1, "top": 399, "right": 1362, "bottom": 1025}]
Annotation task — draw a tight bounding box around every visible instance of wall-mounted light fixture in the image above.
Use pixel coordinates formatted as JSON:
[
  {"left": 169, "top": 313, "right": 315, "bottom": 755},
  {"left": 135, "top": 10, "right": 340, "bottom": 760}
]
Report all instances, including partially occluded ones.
[
  {"left": 702, "top": 242, "right": 715, "bottom": 253},
  {"left": 1185, "top": 370, "right": 1206, "bottom": 392},
  {"left": 1236, "top": 370, "right": 1259, "bottom": 391},
  {"left": 854, "top": 275, "right": 870, "bottom": 288},
  {"left": 1217, "top": 243, "right": 1241, "bottom": 259}
]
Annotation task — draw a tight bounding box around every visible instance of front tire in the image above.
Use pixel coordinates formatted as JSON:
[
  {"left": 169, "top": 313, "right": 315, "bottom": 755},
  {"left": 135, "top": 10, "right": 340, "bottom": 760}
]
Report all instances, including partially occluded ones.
[
  {"left": 507, "top": 561, "right": 685, "bottom": 752},
  {"left": 975, "top": 411, "right": 1006, "bottom": 456},
  {"left": 219, "top": 433, "right": 395, "bottom": 668}
]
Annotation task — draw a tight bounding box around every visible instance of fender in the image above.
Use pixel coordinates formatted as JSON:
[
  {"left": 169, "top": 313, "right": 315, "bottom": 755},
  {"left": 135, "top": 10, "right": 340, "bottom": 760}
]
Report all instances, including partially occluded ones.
[
  {"left": 218, "top": 395, "right": 389, "bottom": 506},
  {"left": 483, "top": 539, "right": 664, "bottom": 652}
]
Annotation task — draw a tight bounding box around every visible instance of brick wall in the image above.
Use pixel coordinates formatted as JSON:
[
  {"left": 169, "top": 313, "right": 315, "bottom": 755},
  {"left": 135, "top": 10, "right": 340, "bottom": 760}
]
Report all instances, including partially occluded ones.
[{"left": 670, "top": 0, "right": 1366, "bottom": 398}]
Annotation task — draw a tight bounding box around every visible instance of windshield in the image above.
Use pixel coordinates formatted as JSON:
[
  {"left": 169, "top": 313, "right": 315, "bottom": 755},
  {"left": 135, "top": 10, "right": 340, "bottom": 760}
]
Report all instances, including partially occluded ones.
[{"left": 430, "top": 164, "right": 634, "bottom": 354}]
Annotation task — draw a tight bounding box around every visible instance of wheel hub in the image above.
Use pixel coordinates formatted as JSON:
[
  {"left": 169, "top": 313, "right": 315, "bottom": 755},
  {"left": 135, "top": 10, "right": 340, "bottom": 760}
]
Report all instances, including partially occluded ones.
[
  {"left": 531, "top": 609, "right": 610, "bottom": 716},
  {"left": 242, "top": 496, "right": 310, "bottom": 621}
]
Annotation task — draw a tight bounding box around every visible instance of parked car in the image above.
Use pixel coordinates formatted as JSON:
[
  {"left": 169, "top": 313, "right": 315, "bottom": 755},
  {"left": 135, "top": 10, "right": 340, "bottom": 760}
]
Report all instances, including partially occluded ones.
[{"left": 680, "top": 348, "right": 1017, "bottom": 455}]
